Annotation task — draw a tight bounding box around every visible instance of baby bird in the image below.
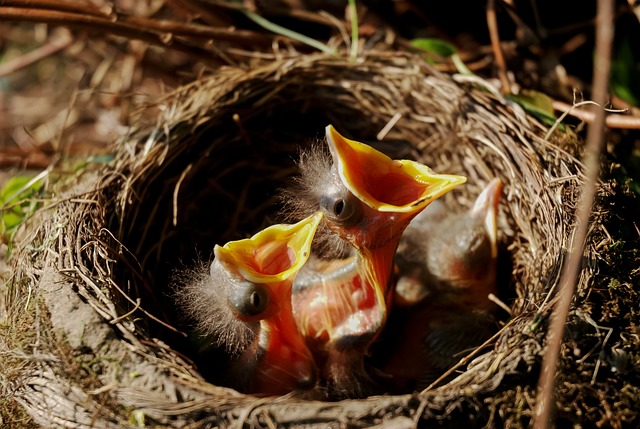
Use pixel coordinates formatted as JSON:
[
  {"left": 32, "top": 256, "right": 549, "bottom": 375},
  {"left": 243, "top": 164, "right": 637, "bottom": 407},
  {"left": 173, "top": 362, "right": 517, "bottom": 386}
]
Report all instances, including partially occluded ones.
[
  {"left": 374, "top": 178, "right": 504, "bottom": 392},
  {"left": 395, "top": 177, "right": 503, "bottom": 309},
  {"left": 288, "top": 126, "right": 467, "bottom": 398},
  {"left": 175, "top": 212, "right": 322, "bottom": 396}
]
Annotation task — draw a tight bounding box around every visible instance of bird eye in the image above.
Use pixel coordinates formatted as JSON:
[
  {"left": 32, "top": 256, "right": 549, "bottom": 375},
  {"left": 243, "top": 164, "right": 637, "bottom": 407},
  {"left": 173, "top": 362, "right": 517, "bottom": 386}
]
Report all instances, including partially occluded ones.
[
  {"left": 228, "top": 282, "right": 270, "bottom": 317},
  {"left": 320, "top": 194, "right": 361, "bottom": 227}
]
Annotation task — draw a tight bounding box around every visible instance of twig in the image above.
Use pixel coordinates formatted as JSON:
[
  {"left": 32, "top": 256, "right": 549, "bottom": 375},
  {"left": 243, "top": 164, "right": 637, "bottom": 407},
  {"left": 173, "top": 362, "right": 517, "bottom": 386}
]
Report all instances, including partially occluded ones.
[
  {"left": 412, "top": 399, "right": 429, "bottom": 426},
  {"left": 1, "top": 3, "right": 275, "bottom": 45},
  {"left": 552, "top": 99, "right": 640, "bottom": 130},
  {"left": 488, "top": 293, "right": 512, "bottom": 315},
  {"left": 499, "top": 0, "right": 540, "bottom": 44},
  {"left": 272, "top": 7, "right": 337, "bottom": 26},
  {"left": 165, "top": 0, "right": 231, "bottom": 27},
  {"left": 423, "top": 319, "right": 515, "bottom": 391},
  {"left": 533, "top": 0, "right": 614, "bottom": 427},
  {"left": 546, "top": 100, "right": 627, "bottom": 140},
  {"left": 0, "top": 7, "right": 237, "bottom": 63},
  {"left": 0, "top": 152, "right": 51, "bottom": 169},
  {"left": 376, "top": 113, "right": 402, "bottom": 140},
  {"left": 0, "top": 0, "right": 111, "bottom": 17},
  {"left": 319, "top": 11, "right": 350, "bottom": 48},
  {"left": 486, "top": 0, "right": 511, "bottom": 93},
  {"left": 191, "top": 0, "right": 336, "bottom": 26},
  {"left": 173, "top": 164, "right": 193, "bottom": 227},
  {"left": 110, "top": 298, "right": 142, "bottom": 324},
  {"left": 347, "top": 0, "right": 359, "bottom": 62},
  {"left": 0, "top": 28, "right": 73, "bottom": 78}
]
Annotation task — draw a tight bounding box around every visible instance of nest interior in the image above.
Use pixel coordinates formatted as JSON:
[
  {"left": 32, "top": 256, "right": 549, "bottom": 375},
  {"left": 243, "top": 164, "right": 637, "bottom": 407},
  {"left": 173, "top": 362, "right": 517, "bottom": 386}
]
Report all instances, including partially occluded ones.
[{"left": 4, "top": 51, "right": 640, "bottom": 428}]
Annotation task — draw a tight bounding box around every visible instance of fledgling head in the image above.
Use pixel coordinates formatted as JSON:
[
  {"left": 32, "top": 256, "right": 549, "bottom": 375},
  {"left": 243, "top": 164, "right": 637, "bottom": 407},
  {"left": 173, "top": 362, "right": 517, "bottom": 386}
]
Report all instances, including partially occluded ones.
[
  {"left": 321, "top": 125, "right": 467, "bottom": 252},
  {"left": 175, "top": 213, "right": 322, "bottom": 395},
  {"left": 286, "top": 127, "right": 467, "bottom": 399},
  {"left": 425, "top": 178, "right": 503, "bottom": 299},
  {"left": 280, "top": 142, "right": 354, "bottom": 259}
]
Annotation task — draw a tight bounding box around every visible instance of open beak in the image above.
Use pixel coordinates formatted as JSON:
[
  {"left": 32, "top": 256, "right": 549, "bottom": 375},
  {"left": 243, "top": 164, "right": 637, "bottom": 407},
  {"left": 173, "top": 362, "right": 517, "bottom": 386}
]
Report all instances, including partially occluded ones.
[
  {"left": 321, "top": 125, "right": 467, "bottom": 339},
  {"left": 214, "top": 213, "right": 322, "bottom": 394},
  {"left": 215, "top": 212, "right": 322, "bottom": 284},
  {"left": 326, "top": 125, "right": 467, "bottom": 215},
  {"left": 471, "top": 178, "right": 503, "bottom": 258}
]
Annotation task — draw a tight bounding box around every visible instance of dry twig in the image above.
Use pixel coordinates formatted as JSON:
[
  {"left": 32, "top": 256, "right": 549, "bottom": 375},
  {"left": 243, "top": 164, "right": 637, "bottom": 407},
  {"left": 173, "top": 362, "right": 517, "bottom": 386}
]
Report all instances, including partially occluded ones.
[
  {"left": 552, "top": 99, "right": 640, "bottom": 129},
  {"left": 533, "top": 0, "right": 614, "bottom": 426},
  {"left": 0, "top": 28, "right": 73, "bottom": 78},
  {"left": 486, "top": 0, "right": 511, "bottom": 93},
  {"left": 0, "top": 4, "right": 285, "bottom": 64}
]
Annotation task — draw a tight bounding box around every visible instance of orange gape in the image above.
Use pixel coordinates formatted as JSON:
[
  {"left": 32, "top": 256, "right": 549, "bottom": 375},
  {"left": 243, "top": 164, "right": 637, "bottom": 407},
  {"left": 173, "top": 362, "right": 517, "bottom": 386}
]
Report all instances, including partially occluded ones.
[
  {"left": 178, "top": 213, "right": 322, "bottom": 396},
  {"left": 293, "top": 256, "right": 379, "bottom": 343},
  {"left": 291, "top": 126, "right": 466, "bottom": 398}
]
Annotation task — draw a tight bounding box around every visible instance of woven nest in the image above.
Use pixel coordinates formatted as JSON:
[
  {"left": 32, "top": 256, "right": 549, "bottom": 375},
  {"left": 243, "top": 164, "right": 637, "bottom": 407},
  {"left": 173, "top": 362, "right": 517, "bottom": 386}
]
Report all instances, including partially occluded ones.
[{"left": 4, "top": 49, "right": 640, "bottom": 428}]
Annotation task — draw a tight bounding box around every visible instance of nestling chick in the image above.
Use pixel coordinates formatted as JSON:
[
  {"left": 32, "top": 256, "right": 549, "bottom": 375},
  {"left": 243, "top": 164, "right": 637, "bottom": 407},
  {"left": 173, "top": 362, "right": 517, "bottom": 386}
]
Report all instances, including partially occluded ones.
[
  {"left": 288, "top": 126, "right": 466, "bottom": 398},
  {"left": 175, "top": 213, "right": 322, "bottom": 396},
  {"left": 395, "top": 177, "right": 503, "bottom": 310},
  {"left": 374, "top": 178, "right": 504, "bottom": 392}
]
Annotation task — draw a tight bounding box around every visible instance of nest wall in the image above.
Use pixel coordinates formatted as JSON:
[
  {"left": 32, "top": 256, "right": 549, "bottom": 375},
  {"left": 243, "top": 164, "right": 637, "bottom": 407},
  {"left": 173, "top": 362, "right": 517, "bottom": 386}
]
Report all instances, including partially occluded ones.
[{"left": 4, "top": 50, "right": 637, "bottom": 428}]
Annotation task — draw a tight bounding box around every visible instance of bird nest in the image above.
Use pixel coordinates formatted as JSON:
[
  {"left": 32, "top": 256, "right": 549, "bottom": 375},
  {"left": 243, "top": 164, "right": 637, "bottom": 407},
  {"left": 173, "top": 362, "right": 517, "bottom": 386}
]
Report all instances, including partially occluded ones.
[{"left": 3, "top": 50, "right": 639, "bottom": 428}]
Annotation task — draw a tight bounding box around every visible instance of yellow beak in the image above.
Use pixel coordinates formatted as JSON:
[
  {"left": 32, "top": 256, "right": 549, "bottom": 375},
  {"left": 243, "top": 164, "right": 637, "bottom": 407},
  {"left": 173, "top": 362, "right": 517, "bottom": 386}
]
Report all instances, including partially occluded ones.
[
  {"left": 326, "top": 125, "right": 467, "bottom": 214},
  {"left": 214, "top": 212, "right": 322, "bottom": 284}
]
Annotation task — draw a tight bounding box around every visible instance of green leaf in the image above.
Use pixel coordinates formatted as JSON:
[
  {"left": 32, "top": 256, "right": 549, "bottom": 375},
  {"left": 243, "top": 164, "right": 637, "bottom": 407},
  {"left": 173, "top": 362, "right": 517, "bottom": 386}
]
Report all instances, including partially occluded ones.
[
  {"left": 611, "top": 38, "right": 640, "bottom": 107},
  {"left": 509, "top": 90, "right": 559, "bottom": 127},
  {"left": 2, "top": 211, "right": 24, "bottom": 231},
  {"left": 0, "top": 174, "right": 43, "bottom": 238},
  {"left": 612, "top": 82, "right": 639, "bottom": 107},
  {"left": 411, "top": 38, "right": 457, "bottom": 58},
  {"left": 0, "top": 176, "right": 38, "bottom": 202},
  {"left": 411, "top": 38, "right": 472, "bottom": 75},
  {"left": 451, "top": 53, "right": 473, "bottom": 76},
  {"left": 242, "top": 10, "right": 335, "bottom": 55}
]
